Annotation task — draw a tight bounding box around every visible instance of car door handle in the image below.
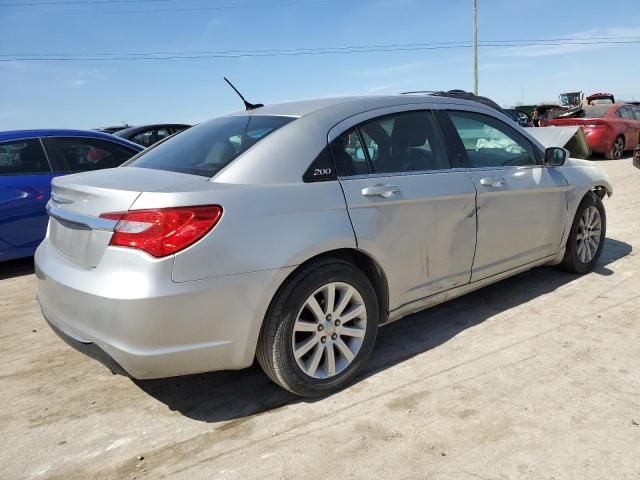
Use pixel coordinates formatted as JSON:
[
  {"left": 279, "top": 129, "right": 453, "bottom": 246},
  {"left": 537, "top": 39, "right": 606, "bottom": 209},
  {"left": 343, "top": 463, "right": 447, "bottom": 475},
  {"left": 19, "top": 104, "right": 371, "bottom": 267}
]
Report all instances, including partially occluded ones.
[
  {"left": 479, "top": 177, "right": 505, "bottom": 187},
  {"left": 361, "top": 185, "right": 400, "bottom": 198}
]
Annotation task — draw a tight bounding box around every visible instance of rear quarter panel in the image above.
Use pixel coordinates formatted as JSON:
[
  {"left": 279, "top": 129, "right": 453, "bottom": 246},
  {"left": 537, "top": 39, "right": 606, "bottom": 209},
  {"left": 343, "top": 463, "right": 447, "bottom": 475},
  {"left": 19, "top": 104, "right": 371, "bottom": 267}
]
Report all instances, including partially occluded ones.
[{"left": 129, "top": 180, "right": 356, "bottom": 282}]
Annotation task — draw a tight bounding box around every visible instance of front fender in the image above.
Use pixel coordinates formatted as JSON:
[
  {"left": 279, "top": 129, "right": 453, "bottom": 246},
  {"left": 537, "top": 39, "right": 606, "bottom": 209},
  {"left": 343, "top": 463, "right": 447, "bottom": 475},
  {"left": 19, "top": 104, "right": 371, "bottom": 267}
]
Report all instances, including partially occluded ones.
[{"left": 554, "top": 160, "right": 612, "bottom": 259}]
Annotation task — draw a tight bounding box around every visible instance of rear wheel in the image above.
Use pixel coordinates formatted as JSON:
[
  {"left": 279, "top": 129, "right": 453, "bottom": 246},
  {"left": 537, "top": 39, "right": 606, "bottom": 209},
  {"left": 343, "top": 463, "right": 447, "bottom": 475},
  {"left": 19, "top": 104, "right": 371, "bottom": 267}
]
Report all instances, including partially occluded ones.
[
  {"left": 605, "top": 135, "right": 624, "bottom": 160},
  {"left": 257, "top": 259, "right": 379, "bottom": 397},
  {"left": 559, "top": 192, "right": 606, "bottom": 274}
]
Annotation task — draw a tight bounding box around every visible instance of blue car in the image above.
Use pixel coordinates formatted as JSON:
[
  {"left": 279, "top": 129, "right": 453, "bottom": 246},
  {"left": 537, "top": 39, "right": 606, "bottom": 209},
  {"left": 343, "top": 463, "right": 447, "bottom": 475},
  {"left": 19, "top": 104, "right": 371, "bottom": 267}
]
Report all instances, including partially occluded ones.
[{"left": 0, "top": 130, "right": 143, "bottom": 261}]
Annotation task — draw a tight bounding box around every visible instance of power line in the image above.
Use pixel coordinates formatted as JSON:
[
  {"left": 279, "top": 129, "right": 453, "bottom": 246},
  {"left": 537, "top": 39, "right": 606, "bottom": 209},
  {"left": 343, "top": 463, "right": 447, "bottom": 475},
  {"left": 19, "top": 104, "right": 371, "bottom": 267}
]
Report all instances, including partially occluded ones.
[
  {"left": 1, "top": 36, "right": 638, "bottom": 59},
  {"left": 1, "top": 0, "right": 349, "bottom": 13},
  {"left": 3, "top": 0, "right": 174, "bottom": 6},
  {"left": 1, "top": 39, "right": 638, "bottom": 62}
]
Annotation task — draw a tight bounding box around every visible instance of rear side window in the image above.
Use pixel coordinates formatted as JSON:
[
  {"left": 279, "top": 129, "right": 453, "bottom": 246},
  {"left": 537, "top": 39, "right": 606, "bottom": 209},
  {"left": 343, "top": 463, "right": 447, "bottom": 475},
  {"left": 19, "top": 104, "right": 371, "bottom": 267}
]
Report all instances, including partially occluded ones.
[
  {"left": 580, "top": 106, "right": 612, "bottom": 118},
  {"left": 359, "top": 111, "right": 449, "bottom": 173},
  {"left": 329, "top": 129, "right": 370, "bottom": 176},
  {"left": 131, "top": 127, "right": 175, "bottom": 147},
  {"left": 131, "top": 129, "right": 154, "bottom": 147},
  {"left": 448, "top": 111, "right": 538, "bottom": 167},
  {"left": 330, "top": 110, "right": 450, "bottom": 176},
  {"left": 127, "top": 115, "right": 295, "bottom": 177},
  {"left": 0, "top": 138, "right": 51, "bottom": 175},
  {"left": 49, "top": 137, "right": 138, "bottom": 172}
]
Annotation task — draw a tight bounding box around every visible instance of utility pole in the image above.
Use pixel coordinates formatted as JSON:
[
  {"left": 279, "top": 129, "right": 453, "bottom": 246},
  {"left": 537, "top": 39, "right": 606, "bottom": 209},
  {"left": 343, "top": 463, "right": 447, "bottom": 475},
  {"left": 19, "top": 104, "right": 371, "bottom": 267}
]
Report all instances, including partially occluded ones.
[{"left": 473, "top": 0, "right": 478, "bottom": 95}]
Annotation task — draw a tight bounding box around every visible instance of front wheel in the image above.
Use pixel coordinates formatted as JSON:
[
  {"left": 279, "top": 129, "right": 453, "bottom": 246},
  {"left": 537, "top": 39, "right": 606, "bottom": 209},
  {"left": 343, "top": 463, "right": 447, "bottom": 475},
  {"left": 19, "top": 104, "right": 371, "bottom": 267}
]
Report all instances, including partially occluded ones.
[
  {"left": 559, "top": 192, "right": 606, "bottom": 274},
  {"left": 257, "top": 259, "right": 379, "bottom": 397}
]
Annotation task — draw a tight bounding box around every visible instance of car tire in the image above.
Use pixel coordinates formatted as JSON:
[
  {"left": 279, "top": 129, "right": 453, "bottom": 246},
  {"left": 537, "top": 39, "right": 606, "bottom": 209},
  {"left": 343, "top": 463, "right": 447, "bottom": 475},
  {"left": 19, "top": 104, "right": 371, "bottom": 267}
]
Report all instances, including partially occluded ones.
[
  {"left": 605, "top": 136, "right": 624, "bottom": 160},
  {"left": 256, "top": 258, "right": 379, "bottom": 397},
  {"left": 558, "top": 192, "right": 606, "bottom": 274}
]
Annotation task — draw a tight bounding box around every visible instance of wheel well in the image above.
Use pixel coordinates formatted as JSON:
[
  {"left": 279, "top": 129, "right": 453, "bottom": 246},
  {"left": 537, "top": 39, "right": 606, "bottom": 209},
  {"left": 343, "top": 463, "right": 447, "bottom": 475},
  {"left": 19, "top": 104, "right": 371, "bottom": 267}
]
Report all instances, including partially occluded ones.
[
  {"left": 591, "top": 185, "right": 609, "bottom": 199},
  {"left": 285, "top": 249, "right": 389, "bottom": 324}
]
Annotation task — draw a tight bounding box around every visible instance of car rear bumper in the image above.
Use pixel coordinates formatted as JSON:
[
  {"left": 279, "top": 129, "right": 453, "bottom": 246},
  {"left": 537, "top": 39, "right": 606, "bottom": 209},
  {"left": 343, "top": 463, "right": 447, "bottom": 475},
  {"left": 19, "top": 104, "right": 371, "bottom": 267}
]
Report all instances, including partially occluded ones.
[{"left": 35, "top": 240, "right": 294, "bottom": 379}]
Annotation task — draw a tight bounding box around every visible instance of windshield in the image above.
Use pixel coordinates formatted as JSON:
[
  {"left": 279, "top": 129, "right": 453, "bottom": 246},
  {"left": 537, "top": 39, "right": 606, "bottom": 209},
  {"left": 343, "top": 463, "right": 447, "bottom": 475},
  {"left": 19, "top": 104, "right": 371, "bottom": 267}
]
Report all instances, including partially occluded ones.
[{"left": 126, "top": 115, "right": 295, "bottom": 177}]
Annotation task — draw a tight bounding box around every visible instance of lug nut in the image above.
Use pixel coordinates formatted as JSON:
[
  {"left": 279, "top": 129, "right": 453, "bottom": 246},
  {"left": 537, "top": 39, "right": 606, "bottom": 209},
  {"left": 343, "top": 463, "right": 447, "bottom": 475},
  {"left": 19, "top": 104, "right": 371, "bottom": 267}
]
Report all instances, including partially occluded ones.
[
  {"left": 335, "top": 319, "right": 341, "bottom": 326},
  {"left": 331, "top": 333, "right": 337, "bottom": 340},
  {"left": 326, "top": 314, "right": 332, "bottom": 321},
  {"left": 321, "top": 336, "right": 327, "bottom": 343},
  {"left": 318, "top": 324, "right": 324, "bottom": 331}
]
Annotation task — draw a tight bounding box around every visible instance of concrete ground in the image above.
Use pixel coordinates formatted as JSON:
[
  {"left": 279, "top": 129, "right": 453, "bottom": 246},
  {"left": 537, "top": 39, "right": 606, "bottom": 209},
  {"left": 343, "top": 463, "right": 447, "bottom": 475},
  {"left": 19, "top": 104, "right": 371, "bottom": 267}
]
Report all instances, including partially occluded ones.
[{"left": 1, "top": 157, "right": 639, "bottom": 480}]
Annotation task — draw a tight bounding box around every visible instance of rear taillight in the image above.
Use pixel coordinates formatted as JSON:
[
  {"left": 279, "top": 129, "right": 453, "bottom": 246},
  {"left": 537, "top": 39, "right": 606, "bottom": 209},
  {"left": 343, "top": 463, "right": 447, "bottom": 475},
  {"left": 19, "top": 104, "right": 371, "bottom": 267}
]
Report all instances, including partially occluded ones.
[{"left": 100, "top": 205, "right": 222, "bottom": 257}]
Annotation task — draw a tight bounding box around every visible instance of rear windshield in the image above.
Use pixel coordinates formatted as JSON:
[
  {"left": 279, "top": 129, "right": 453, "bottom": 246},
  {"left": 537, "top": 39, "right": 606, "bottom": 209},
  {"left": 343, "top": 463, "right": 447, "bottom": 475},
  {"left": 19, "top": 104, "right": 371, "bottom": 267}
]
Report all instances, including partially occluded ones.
[
  {"left": 578, "top": 106, "right": 612, "bottom": 118},
  {"left": 125, "top": 115, "right": 295, "bottom": 177}
]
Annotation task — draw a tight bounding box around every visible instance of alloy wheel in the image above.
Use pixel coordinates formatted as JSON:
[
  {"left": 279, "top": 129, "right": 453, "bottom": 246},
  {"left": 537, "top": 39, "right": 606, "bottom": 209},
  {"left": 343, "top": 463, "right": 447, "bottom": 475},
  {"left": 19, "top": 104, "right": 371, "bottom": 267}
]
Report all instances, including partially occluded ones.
[
  {"left": 576, "top": 205, "right": 602, "bottom": 263},
  {"left": 292, "top": 282, "right": 367, "bottom": 379},
  {"left": 612, "top": 137, "right": 624, "bottom": 159}
]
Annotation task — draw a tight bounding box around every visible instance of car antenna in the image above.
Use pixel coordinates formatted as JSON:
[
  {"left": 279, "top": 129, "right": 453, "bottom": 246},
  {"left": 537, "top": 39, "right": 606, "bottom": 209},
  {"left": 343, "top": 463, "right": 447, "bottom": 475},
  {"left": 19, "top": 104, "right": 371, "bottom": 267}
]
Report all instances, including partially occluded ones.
[{"left": 224, "top": 77, "right": 264, "bottom": 111}]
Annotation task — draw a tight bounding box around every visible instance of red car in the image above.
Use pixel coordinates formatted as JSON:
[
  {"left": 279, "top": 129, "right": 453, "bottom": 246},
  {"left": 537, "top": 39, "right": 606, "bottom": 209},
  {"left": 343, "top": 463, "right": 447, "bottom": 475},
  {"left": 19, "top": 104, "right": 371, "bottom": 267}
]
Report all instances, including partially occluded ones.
[{"left": 547, "top": 104, "right": 640, "bottom": 159}]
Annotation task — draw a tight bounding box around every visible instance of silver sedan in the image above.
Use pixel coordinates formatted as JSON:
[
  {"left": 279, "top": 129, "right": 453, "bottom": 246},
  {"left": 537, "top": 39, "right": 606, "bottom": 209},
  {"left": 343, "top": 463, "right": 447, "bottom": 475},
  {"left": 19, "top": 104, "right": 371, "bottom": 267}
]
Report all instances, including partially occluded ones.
[{"left": 35, "top": 95, "right": 612, "bottom": 397}]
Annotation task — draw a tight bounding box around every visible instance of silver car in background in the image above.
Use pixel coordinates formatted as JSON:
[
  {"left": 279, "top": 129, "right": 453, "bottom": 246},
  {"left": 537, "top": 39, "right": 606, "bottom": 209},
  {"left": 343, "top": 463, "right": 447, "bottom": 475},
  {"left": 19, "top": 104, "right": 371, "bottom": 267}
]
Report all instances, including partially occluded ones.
[{"left": 36, "top": 95, "right": 612, "bottom": 397}]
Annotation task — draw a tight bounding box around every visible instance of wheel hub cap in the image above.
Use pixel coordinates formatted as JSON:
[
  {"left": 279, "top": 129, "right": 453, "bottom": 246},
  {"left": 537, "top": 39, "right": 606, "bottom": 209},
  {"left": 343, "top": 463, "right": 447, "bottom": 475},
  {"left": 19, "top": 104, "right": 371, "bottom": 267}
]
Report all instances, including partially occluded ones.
[
  {"left": 576, "top": 205, "right": 602, "bottom": 264},
  {"left": 292, "top": 282, "right": 367, "bottom": 379}
]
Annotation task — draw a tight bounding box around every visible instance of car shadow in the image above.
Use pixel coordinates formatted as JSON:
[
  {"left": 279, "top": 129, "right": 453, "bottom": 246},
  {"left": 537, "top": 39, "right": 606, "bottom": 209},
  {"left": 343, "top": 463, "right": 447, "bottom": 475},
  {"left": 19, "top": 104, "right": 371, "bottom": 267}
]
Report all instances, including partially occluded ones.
[
  {"left": 135, "top": 238, "right": 632, "bottom": 423},
  {"left": 589, "top": 152, "right": 633, "bottom": 161},
  {"left": 0, "top": 257, "right": 35, "bottom": 281}
]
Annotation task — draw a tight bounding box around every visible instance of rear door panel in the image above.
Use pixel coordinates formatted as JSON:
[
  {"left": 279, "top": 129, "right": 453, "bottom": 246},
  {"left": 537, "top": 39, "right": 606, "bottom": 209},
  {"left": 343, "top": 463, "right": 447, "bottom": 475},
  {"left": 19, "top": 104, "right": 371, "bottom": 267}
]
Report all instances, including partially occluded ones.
[
  {"left": 331, "top": 106, "right": 478, "bottom": 311},
  {"left": 0, "top": 172, "right": 61, "bottom": 258},
  {"left": 340, "top": 172, "right": 477, "bottom": 310},
  {"left": 0, "top": 137, "right": 60, "bottom": 260}
]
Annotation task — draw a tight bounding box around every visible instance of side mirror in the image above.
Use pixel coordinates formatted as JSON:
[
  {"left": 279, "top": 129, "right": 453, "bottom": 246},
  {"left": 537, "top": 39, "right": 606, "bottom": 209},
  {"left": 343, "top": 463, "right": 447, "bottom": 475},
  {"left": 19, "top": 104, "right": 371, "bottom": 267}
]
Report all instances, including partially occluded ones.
[{"left": 544, "top": 147, "right": 568, "bottom": 166}]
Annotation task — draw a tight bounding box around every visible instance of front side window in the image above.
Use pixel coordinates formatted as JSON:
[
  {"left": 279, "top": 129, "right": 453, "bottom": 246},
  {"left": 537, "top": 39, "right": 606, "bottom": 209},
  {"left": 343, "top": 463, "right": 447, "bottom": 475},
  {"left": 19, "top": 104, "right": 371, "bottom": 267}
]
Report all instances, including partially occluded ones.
[
  {"left": 127, "top": 115, "right": 295, "bottom": 177},
  {"left": 448, "top": 111, "right": 538, "bottom": 167},
  {"left": 51, "top": 137, "right": 138, "bottom": 172},
  {"left": 0, "top": 138, "right": 50, "bottom": 175}
]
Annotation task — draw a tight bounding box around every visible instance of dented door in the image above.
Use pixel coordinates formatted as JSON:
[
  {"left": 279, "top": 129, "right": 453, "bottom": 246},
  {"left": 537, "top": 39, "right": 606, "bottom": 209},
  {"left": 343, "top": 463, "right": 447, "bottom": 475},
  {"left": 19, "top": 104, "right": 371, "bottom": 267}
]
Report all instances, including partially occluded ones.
[{"left": 340, "top": 171, "right": 477, "bottom": 311}]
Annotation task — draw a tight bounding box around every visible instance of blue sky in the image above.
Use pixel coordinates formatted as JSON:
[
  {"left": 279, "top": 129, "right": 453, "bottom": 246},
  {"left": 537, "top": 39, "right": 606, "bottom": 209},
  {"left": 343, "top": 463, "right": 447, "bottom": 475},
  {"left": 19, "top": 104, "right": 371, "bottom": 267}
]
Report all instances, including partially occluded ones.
[{"left": 0, "top": 0, "right": 639, "bottom": 130}]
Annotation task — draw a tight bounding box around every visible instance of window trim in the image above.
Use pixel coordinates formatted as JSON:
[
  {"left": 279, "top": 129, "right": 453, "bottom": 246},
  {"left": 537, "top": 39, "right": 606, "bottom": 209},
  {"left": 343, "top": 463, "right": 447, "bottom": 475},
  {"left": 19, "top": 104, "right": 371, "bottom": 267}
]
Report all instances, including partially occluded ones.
[
  {"left": 0, "top": 137, "right": 54, "bottom": 176},
  {"left": 333, "top": 109, "right": 454, "bottom": 178},
  {"left": 443, "top": 109, "right": 543, "bottom": 169}
]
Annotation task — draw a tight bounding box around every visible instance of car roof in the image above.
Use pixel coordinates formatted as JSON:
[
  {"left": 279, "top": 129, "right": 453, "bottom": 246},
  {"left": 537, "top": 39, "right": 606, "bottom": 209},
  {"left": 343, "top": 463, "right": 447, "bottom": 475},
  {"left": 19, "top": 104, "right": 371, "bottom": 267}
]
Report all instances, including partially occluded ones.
[
  {"left": 224, "top": 94, "right": 486, "bottom": 119},
  {"left": 215, "top": 93, "right": 529, "bottom": 185},
  {"left": 0, "top": 129, "right": 144, "bottom": 150}
]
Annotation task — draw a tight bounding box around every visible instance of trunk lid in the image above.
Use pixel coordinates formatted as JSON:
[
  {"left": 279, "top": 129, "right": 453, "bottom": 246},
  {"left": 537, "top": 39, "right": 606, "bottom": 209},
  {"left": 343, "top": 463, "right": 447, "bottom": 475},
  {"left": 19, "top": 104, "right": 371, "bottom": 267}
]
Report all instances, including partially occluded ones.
[{"left": 47, "top": 167, "right": 211, "bottom": 267}]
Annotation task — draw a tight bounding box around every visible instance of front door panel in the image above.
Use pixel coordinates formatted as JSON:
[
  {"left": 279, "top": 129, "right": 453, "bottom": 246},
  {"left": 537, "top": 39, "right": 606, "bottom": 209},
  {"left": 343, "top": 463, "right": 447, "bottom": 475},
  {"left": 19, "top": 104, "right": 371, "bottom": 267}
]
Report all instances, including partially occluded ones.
[
  {"left": 441, "top": 108, "right": 568, "bottom": 282},
  {"left": 466, "top": 166, "right": 567, "bottom": 280}
]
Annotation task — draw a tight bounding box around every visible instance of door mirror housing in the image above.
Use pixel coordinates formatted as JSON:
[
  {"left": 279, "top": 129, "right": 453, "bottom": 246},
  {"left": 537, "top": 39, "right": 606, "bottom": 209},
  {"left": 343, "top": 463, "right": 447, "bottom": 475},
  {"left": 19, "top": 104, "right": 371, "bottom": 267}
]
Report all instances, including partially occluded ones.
[{"left": 544, "top": 147, "right": 568, "bottom": 166}]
